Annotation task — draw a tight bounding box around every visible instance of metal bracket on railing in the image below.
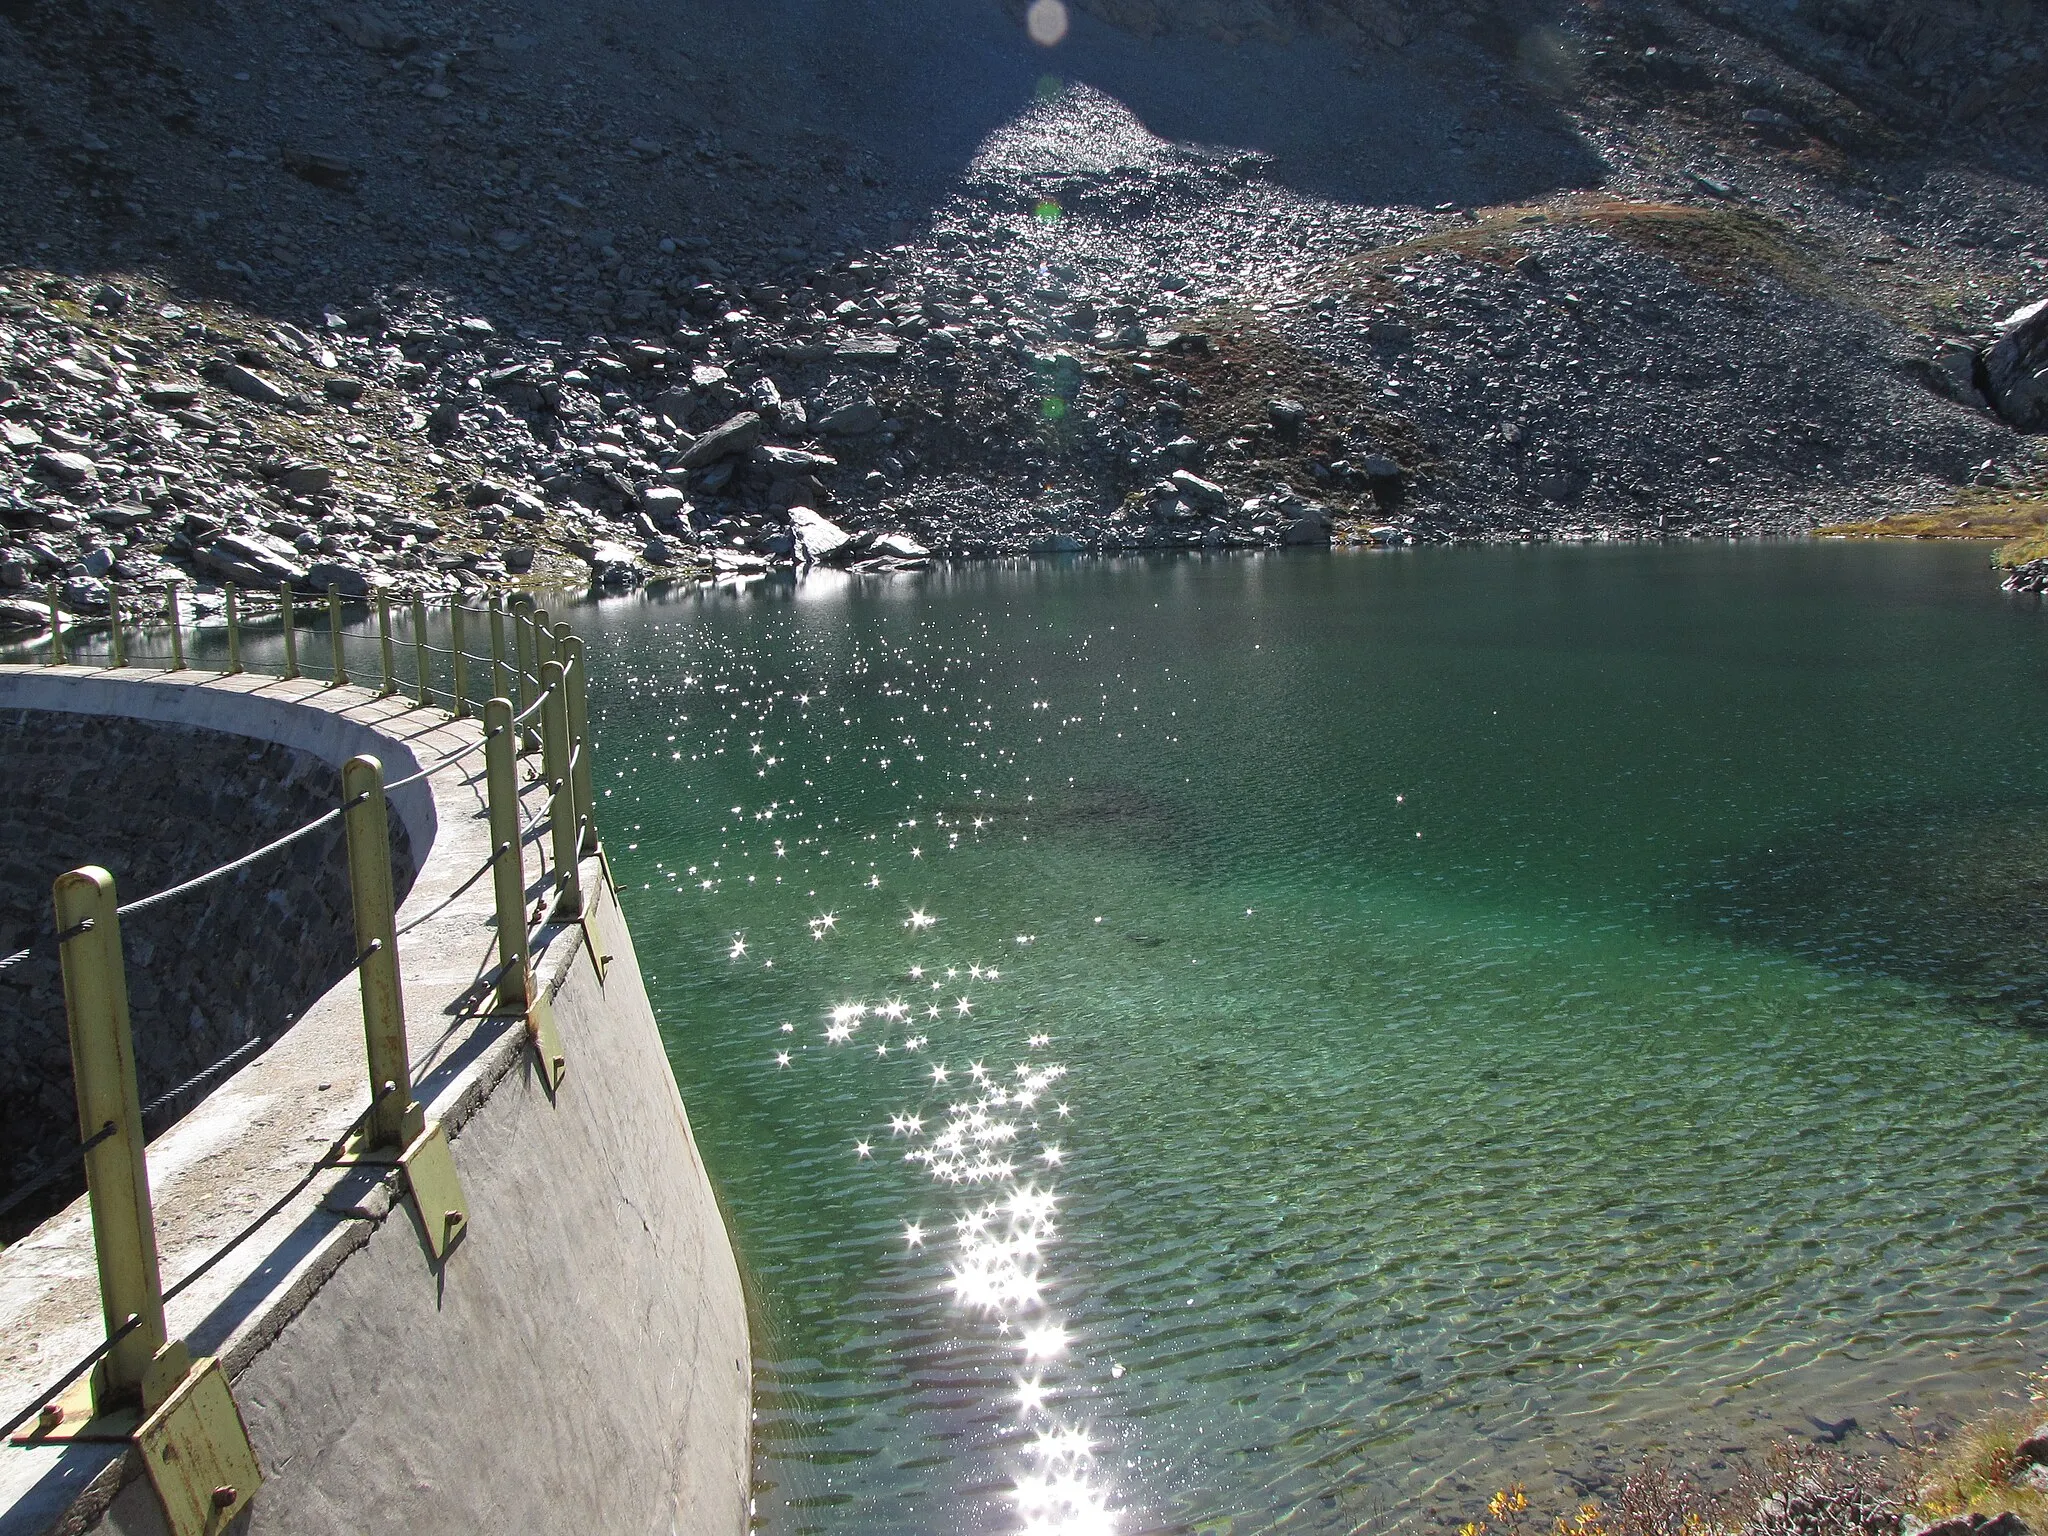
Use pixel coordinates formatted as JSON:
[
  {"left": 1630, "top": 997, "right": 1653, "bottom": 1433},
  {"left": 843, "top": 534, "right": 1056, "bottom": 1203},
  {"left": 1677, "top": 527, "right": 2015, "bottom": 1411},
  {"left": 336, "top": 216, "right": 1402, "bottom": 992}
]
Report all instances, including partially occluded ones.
[
  {"left": 135, "top": 1356, "right": 263, "bottom": 1536},
  {"left": 333, "top": 754, "right": 467, "bottom": 1262}
]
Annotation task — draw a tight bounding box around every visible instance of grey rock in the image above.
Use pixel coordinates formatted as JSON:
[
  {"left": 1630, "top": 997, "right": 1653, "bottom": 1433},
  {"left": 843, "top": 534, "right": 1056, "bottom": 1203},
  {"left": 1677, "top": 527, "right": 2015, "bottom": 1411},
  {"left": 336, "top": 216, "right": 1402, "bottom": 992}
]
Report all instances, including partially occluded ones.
[
  {"left": 140, "top": 382, "right": 202, "bottom": 409},
  {"left": 642, "top": 537, "right": 678, "bottom": 566},
  {"left": 273, "top": 461, "right": 336, "bottom": 496},
  {"left": 326, "top": 3, "right": 418, "bottom": 53},
  {"left": 789, "top": 506, "right": 851, "bottom": 564},
  {"left": 757, "top": 445, "right": 837, "bottom": 471},
  {"left": 323, "top": 376, "right": 366, "bottom": 405},
  {"left": 503, "top": 546, "right": 535, "bottom": 574},
  {"left": 35, "top": 451, "right": 95, "bottom": 485},
  {"left": 869, "top": 531, "right": 929, "bottom": 561},
  {"left": 1169, "top": 471, "right": 1231, "bottom": 513},
  {"left": 78, "top": 546, "right": 115, "bottom": 578},
  {"left": 282, "top": 148, "right": 361, "bottom": 191},
  {"left": 830, "top": 334, "right": 904, "bottom": 363},
  {"left": 1931, "top": 343, "right": 1990, "bottom": 410},
  {"left": 304, "top": 560, "right": 376, "bottom": 597},
  {"left": 816, "top": 399, "right": 883, "bottom": 436},
  {"left": 640, "top": 486, "right": 691, "bottom": 528},
  {"left": 586, "top": 539, "right": 643, "bottom": 587},
  {"left": 1986, "top": 298, "right": 2048, "bottom": 430},
  {"left": 0, "top": 598, "right": 50, "bottom": 634},
  {"left": 197, "top": 533, "right": 308, "bottom": 588},
  {"left": 678, "top": 412, "right": 765, "bottom": 468},
  {"left": 210, "top": 362, "right": 289, "bottom": 406}
]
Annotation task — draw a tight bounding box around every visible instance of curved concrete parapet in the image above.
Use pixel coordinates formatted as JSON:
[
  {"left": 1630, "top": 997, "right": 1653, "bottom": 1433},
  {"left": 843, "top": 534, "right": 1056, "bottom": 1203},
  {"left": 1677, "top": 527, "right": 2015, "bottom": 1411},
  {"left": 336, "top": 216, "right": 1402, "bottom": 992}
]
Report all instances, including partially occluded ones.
[{"left": 0, "top": 666, "right": 750, "bottom": 1536}]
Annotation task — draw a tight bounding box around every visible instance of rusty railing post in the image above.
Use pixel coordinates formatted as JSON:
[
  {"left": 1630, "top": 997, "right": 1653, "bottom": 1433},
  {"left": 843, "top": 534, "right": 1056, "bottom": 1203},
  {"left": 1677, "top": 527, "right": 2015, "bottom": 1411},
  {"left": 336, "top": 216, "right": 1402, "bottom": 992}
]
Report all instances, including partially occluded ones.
[
  {"left": 106, "top": 586, "right": 124, "bottom": 669},
  {"left": 53, "top": 867, "right": 188, "bottom": 1418},
  {"left": 46, "top": 579, "right": 64, "bottom": 666},
  {"left": 327, "top": 585, "right": 348, "bottom": 687},
  {"left": 410, "top": 597, "right": 430, "bottom": 708},
  {"left": 223, "top": 583, "right": 242, "bottom": 675},
  {"left": 484, "top": 698, "right": 531, "bottom": 1011},
  {"left": 539, "top": 659, "right": 582, "bottom": 920},
  {"left": 341, "top": 756, "right": 420, "bottom": 1152},
  {"left": 376, "top": 590, "right": 396, "bottom": 696},
  {"left": 164, "top": 581, "right": 184, "bottom": 672},
  {"left": 450, "top": 603, "right": 470, "bottom": 720},
  {"left": 487, "top": 595, "right": 508, "bottom": 704},
  {"left": 280, "top": 585, "right": 300, "bottom": 681},
  {"left": 561, "top": 631, "right": 597, "bottom": 855}
]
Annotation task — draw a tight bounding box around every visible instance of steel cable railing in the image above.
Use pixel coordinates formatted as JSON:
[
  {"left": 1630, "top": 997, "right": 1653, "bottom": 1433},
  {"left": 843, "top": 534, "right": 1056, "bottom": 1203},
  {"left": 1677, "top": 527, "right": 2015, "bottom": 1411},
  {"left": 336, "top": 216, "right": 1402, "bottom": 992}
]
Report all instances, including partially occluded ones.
[{"left": 1, "top": 588, "right": 601, "bottom": 1482}]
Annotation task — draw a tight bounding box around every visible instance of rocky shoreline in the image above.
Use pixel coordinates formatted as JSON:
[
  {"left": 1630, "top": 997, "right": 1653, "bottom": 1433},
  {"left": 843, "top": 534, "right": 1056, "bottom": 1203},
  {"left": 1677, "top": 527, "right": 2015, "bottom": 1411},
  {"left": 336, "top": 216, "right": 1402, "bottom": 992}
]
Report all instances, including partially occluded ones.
[{"left": 4, "top": 0, "right": 2048, "bottom": 627}]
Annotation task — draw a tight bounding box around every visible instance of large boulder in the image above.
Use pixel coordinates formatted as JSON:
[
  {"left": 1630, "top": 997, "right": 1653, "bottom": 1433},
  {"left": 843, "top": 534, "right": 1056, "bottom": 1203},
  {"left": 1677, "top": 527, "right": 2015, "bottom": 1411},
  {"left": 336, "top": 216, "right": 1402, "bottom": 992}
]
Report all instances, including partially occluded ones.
[
  {"left": 1986, "top": 298, "right": 2048, "bottom": 430},
  {"left": 196, "top": 533, "right": 307, "bottom": 588},
  {"left": 678, "top": 412, "right": 764, "bottom": 469},
  {"left": 788, "top": 506, "right": 851, "bottom": 565},
  {"left": 303, "top": 560, "right": 377, "bottom": 597}
]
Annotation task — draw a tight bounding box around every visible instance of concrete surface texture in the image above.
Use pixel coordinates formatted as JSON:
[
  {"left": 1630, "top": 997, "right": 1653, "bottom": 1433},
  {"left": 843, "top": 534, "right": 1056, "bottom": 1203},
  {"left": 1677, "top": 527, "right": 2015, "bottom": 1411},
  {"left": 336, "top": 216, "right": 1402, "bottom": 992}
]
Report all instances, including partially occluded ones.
[{"left": 0, "top": 667, "right": 749, "bottom": 1536}]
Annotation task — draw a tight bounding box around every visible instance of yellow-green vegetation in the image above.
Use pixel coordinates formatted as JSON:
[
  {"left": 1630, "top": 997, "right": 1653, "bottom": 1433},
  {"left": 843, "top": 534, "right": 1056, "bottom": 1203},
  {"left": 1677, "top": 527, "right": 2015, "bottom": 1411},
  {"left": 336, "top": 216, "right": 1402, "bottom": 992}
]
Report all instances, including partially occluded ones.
[
  {"left": 1897, "top": 1390, "right": 2048, "bottom": 1529},
  {"left": 1318, "top": 194, "right": 1833, "bottom": 304},
  {"left": 1460, "top": 1372, "right": 2048, "bottom": 1536},
  {"left": 1815, "top": 490, "right": 2048, "bottom": 568}
]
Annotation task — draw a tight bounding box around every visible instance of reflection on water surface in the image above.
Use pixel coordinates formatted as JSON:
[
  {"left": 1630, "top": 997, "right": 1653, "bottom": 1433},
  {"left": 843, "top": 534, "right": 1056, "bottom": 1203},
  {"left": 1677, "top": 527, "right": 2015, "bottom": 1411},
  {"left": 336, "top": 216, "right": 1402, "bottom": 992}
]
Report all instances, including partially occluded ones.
[{"left": 570, "top": 545, "right": 2048, "bottom": 1536}]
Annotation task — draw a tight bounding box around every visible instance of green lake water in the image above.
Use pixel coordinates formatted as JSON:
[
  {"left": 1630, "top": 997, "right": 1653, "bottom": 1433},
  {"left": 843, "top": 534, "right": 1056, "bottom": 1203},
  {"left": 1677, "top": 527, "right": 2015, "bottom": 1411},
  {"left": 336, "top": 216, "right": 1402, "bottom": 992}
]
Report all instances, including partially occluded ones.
[
  {"left": 39, "top": 541, "right": 2048, "bottom": 1534},
  {"left": 571, "top": 542, "right": 2048, "bottom": 1536}
]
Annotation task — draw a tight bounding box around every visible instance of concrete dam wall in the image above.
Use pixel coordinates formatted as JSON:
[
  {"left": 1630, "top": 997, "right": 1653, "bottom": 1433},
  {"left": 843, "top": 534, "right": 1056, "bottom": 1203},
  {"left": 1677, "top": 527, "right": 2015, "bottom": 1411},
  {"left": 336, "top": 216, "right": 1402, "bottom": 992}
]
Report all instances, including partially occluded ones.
[
  {"left": 0, "top": 667, "right": 750, "bottom": 1536},
  {"left": 0, "top": 708, "right": 415, "bottom": 1231}
]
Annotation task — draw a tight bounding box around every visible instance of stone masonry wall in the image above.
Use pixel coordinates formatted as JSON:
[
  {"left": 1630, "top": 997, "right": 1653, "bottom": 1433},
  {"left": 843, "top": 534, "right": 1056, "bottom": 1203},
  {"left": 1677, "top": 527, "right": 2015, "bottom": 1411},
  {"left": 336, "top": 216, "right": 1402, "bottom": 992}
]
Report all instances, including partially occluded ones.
[{"left": 0, "top": 710, "right": 414, "bottom": 1232}]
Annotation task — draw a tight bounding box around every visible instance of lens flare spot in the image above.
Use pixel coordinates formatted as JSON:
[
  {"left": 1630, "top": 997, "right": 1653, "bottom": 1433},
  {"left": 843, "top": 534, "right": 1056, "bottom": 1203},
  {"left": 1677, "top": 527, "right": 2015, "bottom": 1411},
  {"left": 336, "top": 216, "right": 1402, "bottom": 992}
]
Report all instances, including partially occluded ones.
[
  {"left": 1035, "top": 200, "right": 1063, "bottom": 226},
  {"left": 1026, "top": 0, "right": 1069, "bottom": 46},
  {"left": 1041, "top": 397, "right": 1068, "bottom": 421}
]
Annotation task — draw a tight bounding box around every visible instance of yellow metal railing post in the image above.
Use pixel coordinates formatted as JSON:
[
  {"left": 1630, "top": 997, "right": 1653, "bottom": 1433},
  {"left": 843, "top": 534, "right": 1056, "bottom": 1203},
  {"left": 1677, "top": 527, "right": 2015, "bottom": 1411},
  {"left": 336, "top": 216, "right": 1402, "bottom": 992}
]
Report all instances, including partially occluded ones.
[
  {"left": 488, "top": 596, "right": 508, "bottom": 703},
  {"left": 280, "top": 586, "right": 300, "bottom": 680},
  {"left": 224, "top": 584, "right": 242, "bottom": 675},
  {"left": 531, "top": 607, "right": 554, "bottom": 674},
  {"left": 539, "top": 659, "right": 582, "bottom": 920},
  {"left": 164, "top": 581, "right": 184, "bottom": 672},
  {"left": 53, "top": 867, "right": 188, "bottom": 1418},
  {"left": 107, "top": 586, "right": 124, "bottom": 669},
  {"left": 510, "top": 596, "right": 533, "bottom": 716},
  {"left": 47, "top": 580, "right": 64, "bottom": 665},
  {"left": 561, "top": 631, "right": 597, "bottom": 855},
  {"left": 341, "top": 756, "right": 422, "bottom": 1153},
  {"left": 450, "top": 604, "right": 470, "bottom": 720},
  {"left": 327, "top": 586, "right": 348, "bottom": 686},
  {"left": 410, "top": 597, "right": 430, "bottom": 708},
  {"left": 484, "top": 698, "right": 531, "bottom": 1011},
  {"left": 376, "top": 590, "right": 396, "bottom": 696}
]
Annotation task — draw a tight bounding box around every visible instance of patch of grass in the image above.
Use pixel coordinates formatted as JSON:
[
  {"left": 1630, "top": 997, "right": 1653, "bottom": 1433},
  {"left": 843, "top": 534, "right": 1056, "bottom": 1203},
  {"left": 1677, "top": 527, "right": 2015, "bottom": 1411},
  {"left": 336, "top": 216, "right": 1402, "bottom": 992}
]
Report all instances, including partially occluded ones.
[
  {"left": 1814, "top": 489, "right": 2048, "bottom": 567},
  {"left": 1896, "top": 1392, "right": 2048, "bottom": 1530}
]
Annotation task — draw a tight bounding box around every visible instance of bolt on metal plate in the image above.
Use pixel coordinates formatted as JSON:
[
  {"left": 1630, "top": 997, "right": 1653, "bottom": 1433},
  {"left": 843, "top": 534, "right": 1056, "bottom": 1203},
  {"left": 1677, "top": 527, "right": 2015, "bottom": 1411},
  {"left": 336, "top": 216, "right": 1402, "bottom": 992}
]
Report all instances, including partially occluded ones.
[
  {"left": 527, "top": 992, "right": 567, "bottom": 1093},
  {"left": 400, "top": 1120, "right": 468, "bottom": 1262},
  {"left": 136, "top": 1356, "right": 262, "bottom": 1536}
]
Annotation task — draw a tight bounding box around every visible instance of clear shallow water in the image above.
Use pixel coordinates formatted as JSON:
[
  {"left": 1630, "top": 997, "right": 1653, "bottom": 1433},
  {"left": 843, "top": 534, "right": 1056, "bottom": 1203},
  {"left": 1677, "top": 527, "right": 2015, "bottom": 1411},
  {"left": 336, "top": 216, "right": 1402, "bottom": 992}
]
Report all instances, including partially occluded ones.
[
  {"left": 44, "top": 543, "right": 2048, "bottom": 1534},
  {"left": 569, "top": 544, "right": 2048, "bottom": 1536}
]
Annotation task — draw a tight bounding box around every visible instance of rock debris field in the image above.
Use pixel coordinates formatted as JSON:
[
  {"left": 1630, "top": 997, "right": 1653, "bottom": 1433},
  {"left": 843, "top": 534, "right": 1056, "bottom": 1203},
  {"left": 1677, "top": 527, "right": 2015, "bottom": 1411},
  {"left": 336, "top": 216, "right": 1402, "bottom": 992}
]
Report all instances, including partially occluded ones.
[{"left": 2, "top": 0, "right": 2047, "bottom": 630}]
